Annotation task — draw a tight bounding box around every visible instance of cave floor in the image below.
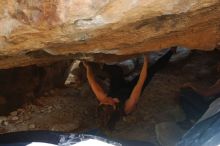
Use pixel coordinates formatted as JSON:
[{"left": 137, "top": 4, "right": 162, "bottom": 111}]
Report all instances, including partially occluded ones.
[{"left": 0, "top": 50, "right": 219, "bottom": 146}]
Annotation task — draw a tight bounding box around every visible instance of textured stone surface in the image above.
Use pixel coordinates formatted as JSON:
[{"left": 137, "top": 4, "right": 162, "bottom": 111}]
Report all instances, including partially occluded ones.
[
  {"left": 0, "top": 0, "right": 219, "bottom": 69},
  {"left": 0, "top": 60, "right": 72, "bottom": 114}
]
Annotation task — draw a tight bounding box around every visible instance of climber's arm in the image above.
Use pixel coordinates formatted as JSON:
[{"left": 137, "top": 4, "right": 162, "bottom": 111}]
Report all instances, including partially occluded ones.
[
  {"left": 83, "top": 62, "right": 119, "bottom": 107},
  {"left": 124, "top": 56, "right": 148, "bottom": 114}
]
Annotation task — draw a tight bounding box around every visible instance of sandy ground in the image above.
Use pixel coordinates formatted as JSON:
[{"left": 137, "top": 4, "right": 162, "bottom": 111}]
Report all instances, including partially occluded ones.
[{"left": 0, "top": 50, "right": 219, "bottom": 146}]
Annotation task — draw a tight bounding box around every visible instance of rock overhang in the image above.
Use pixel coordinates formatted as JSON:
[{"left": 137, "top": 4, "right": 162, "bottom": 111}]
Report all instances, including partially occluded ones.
[{"left": 0, "top": 0, "right": 219, "bottom": 69}]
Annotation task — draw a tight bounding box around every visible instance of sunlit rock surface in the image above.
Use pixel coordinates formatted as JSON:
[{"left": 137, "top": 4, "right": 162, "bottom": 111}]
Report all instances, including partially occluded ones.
[{"left": 0, "top": 0, "right": 219, "bottom": 68}]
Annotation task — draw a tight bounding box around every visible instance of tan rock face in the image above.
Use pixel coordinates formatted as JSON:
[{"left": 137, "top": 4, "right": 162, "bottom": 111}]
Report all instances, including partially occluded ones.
[{"left": 0, "top": 0, "right": 219, "bottom": 69}]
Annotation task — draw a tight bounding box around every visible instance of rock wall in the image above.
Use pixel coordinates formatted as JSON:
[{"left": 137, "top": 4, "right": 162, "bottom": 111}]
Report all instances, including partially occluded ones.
[
  {"left": 0, "top": 60, "right": 72, "bottom": 114},
  {"left": 0, "top": 0, "right": 219, "bottom": 69}
]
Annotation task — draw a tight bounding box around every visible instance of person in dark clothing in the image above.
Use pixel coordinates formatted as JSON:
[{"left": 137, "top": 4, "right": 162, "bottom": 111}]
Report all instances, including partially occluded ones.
[
  {"left": 83, "top": 47, "right": 177, "bottom": 129},
  {"left": 157, "top": 78, "right": 220, "bottom": 146},
  {"left": 180, "top": 79, "right": 220, "bottom": 121}
]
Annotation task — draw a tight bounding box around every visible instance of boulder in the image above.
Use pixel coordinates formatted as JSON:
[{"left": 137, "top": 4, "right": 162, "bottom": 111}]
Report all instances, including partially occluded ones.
[
  {"left": 0, "top": 0, "right": 219, "bottom": 69},
  {"left": 0, "top": 60, "right": 72, "bottom": 114}
]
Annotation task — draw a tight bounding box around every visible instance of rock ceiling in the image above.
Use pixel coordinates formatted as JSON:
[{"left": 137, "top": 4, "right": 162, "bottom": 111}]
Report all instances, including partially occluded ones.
[{"left": 0, "top": 0, "right": 219, "bottom": 69}]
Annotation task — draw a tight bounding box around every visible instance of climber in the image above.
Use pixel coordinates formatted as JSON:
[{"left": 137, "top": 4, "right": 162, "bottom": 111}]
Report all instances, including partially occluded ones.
[{"left": 83, "top": 47, "right": 177, "bottom": 128}]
